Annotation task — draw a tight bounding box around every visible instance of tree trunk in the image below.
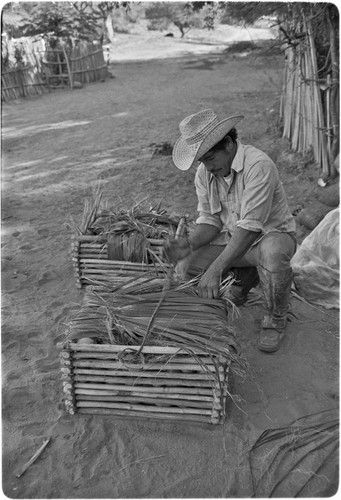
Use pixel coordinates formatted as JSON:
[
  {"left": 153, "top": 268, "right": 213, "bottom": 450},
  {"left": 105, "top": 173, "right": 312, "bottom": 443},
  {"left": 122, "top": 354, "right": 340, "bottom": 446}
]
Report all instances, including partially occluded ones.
[
  {"left": 174, "top": 21, "right": 185, "bottom": 38},
  {"left": 105, "top": 13, "right": 116, "bottom": 45}
]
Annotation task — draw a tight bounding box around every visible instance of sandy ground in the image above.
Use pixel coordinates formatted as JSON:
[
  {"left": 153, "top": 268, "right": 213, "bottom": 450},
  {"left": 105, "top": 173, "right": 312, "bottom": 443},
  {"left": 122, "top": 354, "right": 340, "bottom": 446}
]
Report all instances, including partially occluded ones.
[{"left": 1, "top": 31, "right": 339, "bottom": 499}]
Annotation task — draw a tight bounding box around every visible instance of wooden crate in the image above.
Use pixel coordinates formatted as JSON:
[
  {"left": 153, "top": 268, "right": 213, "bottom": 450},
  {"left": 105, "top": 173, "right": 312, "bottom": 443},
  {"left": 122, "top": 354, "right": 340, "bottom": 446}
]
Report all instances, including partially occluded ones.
[
  {"left": 59, "top": 343, "right": 230, "bottom": 425},
  {"left": 72, "top": 234, "right": 170, "bottom": 289}
]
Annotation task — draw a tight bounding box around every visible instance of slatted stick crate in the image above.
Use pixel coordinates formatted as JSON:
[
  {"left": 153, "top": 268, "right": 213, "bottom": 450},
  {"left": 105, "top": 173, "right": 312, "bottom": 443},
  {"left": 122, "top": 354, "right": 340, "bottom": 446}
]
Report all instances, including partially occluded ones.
[
  {"left": 59, "top": 343, "right": 230, "bottom": 425},
  {"left": 72, "top": 233, "right": 172, "bottom": 289},
  {"left": 61, "top": 260, "right": 241, "bottom": 425},
  {"left": 71, "top": 198, "right": 187, "bottom": 289}
]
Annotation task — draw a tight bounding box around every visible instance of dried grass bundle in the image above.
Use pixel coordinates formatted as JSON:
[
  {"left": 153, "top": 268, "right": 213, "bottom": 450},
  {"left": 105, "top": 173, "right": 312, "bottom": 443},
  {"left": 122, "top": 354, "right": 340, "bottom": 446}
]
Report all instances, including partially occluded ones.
[{"left": 64, "top": 274, "right": 247, "bottom": 378}]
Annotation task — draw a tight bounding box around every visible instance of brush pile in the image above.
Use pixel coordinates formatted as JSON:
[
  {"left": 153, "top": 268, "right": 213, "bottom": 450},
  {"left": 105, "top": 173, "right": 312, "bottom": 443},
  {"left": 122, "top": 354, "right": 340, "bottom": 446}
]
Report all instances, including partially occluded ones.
[{"left": 60, "top": 275, "right": 247, "bottom": 423}]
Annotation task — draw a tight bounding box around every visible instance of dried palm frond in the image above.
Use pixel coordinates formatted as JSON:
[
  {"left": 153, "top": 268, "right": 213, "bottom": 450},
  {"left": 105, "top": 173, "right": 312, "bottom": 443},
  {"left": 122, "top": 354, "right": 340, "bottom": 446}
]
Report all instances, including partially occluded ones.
[
  {"left": 249, "top": 408, "right": 339, "bottom": 497},
  {"left": 79, "top": 189, "right": 180, "bottom": 240},
  {"left": 64, "top": 274, "right": 248, "bottom": 378}
]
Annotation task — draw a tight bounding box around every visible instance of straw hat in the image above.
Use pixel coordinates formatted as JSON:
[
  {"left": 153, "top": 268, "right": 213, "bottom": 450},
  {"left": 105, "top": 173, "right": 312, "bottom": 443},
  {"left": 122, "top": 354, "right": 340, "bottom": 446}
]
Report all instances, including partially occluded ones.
[{"left": 172, "top": 109, "right": 244, "bottom": 171}]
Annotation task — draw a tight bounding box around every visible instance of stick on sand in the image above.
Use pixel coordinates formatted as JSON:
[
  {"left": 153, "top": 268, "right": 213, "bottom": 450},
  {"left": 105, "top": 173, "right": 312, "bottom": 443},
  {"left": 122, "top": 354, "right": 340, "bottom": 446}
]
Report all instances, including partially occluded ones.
[
  {"left": 14, "top": 438, "right": 51, "bottom": 478},
  {"left": 118, "top": 454, "right": 165, "bottom": 472}
]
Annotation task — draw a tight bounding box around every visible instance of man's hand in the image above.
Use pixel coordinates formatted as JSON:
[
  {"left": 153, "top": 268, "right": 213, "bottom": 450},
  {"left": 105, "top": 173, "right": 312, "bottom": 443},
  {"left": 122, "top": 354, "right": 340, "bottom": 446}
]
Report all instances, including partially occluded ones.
[
  {"left": 197, "top": 266, "right": 222, "bottom": 299},
  {"left": 196, "top": 227, "right": 260, "bottom": 298},
  {"left": 164, "top": 237, "right": 191, "bottom": 264}
]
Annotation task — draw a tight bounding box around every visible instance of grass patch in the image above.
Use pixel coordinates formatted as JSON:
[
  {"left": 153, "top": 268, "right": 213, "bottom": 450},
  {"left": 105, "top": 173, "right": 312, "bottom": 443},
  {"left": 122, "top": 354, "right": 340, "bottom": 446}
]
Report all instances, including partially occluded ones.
[{"left": 225, "top": 40, "right": 258, "bottom": 53}]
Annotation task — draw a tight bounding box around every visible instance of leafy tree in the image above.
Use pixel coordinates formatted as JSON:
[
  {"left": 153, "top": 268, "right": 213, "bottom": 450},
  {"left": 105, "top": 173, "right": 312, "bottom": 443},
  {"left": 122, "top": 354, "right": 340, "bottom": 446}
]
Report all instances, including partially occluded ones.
[
  {"left": 145, "top": 2, "right": 211, "bottom": 38},
  {"left": 218, "top": 1, "right": 287, "bottom": 25},
  {"left": 82, "top": 2, "right": 129, "bottom": 43},
  {"left": 20, "top": 2, "right": 99, "bottom": 48},
  {"left": 2, "top": 2, "right": 35, "bottom": 38},
  {"left": 10, "top": 1, "right": 131, "bottom": 47}
]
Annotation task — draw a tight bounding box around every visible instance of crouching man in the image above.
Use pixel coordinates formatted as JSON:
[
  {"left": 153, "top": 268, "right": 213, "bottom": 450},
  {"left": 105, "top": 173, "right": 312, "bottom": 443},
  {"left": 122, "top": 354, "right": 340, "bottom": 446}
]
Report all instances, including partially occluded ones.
[{"left": 167, "top": 109, "right": 296, "bottom": 353}]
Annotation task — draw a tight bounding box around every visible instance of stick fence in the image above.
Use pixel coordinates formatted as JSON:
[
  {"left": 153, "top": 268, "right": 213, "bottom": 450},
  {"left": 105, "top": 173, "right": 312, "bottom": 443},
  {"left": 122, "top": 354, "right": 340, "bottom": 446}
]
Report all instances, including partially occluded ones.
[
  {"left": 1, "top": 64, "right": 47, "bottom": 101},
  {"left": 280, "top": 17, "right": 338, "bottom": 177},
  {"left": 2, "top": 41, "right": 108, "bottom": 101},
  {"left": 42, "top": 44, "right": 107, "bottom": 89}
]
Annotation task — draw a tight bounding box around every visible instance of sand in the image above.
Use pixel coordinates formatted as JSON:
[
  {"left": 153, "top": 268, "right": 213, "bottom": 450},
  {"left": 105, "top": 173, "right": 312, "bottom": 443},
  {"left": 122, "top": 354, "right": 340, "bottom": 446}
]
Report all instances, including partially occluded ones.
[{"left": 2, "top": 29, "right": 339, "bottom": 499}]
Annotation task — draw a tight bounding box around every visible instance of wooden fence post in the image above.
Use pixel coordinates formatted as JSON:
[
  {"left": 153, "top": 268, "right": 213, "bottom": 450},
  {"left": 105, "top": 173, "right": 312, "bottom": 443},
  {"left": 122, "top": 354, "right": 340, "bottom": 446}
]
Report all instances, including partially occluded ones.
[{"left": 62, "top": 45, "right": 73, "bottom": 90}]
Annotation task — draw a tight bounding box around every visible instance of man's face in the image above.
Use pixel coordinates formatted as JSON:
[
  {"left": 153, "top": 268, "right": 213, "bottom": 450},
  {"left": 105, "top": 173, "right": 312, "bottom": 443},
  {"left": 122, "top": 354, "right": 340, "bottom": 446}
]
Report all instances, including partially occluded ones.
[{"left": 198, "top": 139, "right": 236, "bottom": 177}]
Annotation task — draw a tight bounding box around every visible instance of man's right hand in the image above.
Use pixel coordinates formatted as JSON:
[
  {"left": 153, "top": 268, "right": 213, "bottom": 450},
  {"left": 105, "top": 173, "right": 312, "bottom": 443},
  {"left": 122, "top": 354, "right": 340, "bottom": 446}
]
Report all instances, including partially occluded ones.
[{"left": 164, "top": 237, "right": 192, "bottom": 264}]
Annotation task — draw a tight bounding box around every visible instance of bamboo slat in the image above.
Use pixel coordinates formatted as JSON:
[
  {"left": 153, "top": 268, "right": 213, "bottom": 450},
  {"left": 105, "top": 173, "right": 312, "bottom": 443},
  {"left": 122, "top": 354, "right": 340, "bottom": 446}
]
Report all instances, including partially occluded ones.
[
  {"left": 70, "top": 352, "right": 216, "bottom": 365},
  {"left": 76, "top": 395, "right": 217, "bottom": 409},
  {"left": 66, "top": 343, "right": 220, "bottom": 355},
  {"left": 73, "top": 387, "right": 216, "bottom": 398},
  {"left": 71, "top": 359, "right": 218, "bottom": 373},
  {"left": 304, "top": 49, "right": 314, "bottom": 149},
  {"left": 78, "top": 258, "right": 156, "bottom": 266},
  {"left": 308, "top": 21, "right": 330, "bottom": 176},
  {"left": 77, "top": 372, "right": 221, "bottom": 387},
  {"left": 77, "top": 408, "right": 213, "bottom": 423},
  {"left": 291, "top": 48, "right": 301, "bottom": 151},
  {"left": 73, "top": 374, "right": 215, "bottom": 386},
  {"left": 326, "top": 74, "right": 332, "bottom": 158},
  {"left": 71, "top": 383, "right": 216, "bottom": 396},
  {"left": 76, "top": 400, "right": 216, "bottom": 416}
]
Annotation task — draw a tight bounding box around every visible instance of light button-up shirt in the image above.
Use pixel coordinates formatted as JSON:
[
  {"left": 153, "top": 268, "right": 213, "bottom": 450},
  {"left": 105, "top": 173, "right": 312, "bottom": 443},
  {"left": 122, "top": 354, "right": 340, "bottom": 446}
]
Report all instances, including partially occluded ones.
[{"left": 194, "top": 141, "right": 296, "bottom": 245}]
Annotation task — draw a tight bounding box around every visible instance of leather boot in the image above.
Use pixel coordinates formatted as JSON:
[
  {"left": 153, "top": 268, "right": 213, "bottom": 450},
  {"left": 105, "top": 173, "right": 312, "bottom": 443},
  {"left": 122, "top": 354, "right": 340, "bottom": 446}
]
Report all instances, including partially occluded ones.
[
  {"left": 222, "top": 266, "right": 259, "bottom": 306},
  {"left": 257, "top": 265, "right": 293, "bottom": 352}
]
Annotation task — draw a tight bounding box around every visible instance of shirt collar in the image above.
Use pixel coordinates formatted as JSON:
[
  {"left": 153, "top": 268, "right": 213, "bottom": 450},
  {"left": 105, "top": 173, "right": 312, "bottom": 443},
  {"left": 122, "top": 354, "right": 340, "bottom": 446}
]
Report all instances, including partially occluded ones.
[{"left": 230, "top": 140, "right": 244, "bottom": 173}]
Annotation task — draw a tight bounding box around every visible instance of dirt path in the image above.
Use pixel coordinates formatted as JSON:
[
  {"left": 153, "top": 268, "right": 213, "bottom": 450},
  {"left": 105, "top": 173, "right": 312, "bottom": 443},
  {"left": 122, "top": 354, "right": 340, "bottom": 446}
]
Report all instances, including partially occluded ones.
[{"left": 2, "top": 49, "right": 338, "bottom": 498}]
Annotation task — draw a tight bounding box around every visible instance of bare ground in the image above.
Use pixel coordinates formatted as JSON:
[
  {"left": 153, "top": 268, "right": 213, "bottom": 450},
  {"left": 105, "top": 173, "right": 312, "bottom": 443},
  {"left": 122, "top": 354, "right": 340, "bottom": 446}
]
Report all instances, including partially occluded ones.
[{"left": 2, "top": 42, "right": 339, "bottom": 498}]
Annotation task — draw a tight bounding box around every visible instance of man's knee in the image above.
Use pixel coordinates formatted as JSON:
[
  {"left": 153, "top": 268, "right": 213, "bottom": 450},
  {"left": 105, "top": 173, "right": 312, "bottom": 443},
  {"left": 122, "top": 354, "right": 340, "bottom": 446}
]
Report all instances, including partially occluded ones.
[
  {"left": 258, "top": 233, "right": 296, "bottom": 272},
  {"left": 186, "top": 245, "right": 224, "bottom": 277}
]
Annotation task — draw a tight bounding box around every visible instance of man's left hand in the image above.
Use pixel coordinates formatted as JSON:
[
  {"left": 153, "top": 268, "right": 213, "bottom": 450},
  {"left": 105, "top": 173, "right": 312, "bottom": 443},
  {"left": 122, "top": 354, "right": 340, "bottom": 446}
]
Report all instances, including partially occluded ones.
[{"left": 197, "top": 267, "right": 221, "bottom": 299}]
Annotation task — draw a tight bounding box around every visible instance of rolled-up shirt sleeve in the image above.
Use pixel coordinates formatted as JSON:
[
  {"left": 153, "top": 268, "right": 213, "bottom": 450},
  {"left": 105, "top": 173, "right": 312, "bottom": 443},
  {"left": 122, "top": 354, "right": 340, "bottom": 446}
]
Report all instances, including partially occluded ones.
[
  {"left": 236, "top": 159, "right": 276, "bottom": 233},
  {"left": 194, "top": 167, "right": 222, "bottom": 230}
]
